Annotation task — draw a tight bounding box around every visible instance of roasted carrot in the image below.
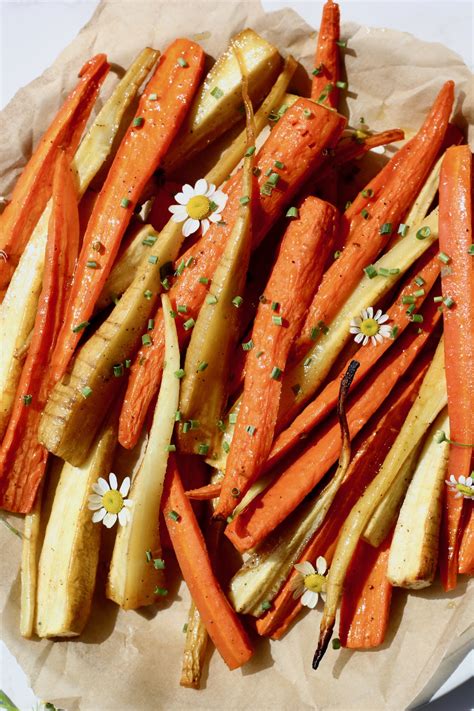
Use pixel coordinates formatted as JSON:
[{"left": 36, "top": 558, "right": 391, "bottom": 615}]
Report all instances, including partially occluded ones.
[
  {"left": 339, "top": 535, "right": 393, "bottom": 649},
  {"left": 256, "top": 366, "right": 426, "bottom": 639},
  {"left": 311, "top": 0, "right": 341, "bottom": 107},
  {"left": 0, "top": 153, "right": 79, "bottom": 512},
  {"left": 50, "top": 39, "right": 205, "bottom": 383},
  {"left": 0, "top": 55, "right": 108, "bottom": 293},
  {"left": 438, "top": 145, "right": 474, "bottom": 590},
  {"left": 119, "top": 99, "right": 347, "bottom": 449},
  {"left": 215, "top": 198, "right": 337, "bottom": 518},
  {"left": 185, "top": 482, "right": 222, "bottom": 501},
  {"left": 267, "top": 246, "right": 440, "bottom": 471},
  {"left": 163, "top": 455, "right": 253, "bottom": 670},
  {"left": 225, "top": 298, "right": 441, "bottom": 553},
  {"left": 294, "top": 81, "right": 454, "bottom": 359},
  {"left": 459, "top": 506, "right": 474, "bottom": 575}
]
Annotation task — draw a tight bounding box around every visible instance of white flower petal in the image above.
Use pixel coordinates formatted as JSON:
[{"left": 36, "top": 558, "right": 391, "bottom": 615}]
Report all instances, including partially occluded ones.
[
  {"left": 103, "top": 512, "right": 118, "bottom": 529},
  {"left": 88, "top": 495, "right": 103, "bottom": 511},
  {"left": 183, "top": 218, "right": 200, "bottom": 237},
  {"left": 320, "top": 591, "right": 326, "bottom": 602},
  {"left": 292, "top": 587, "right": 304, "bottom": 600},
  {"left": 96, "top": 477, "right": 110, "bottom": 494},
  {"left": 205, "top": 183, "right": 216, "bottom": 197},
  {"left": 379, "top": 325, "right": 392, "bottom": 337},
  {"left": 174, "top": 192, "right": 190, "bottom": 206},
  {"left": 361, "top": 308, "right": 369, "bottom": 320},
  {"left": 455, "top": 491, "right": 463, "bottom": 499},
  {"left": 181, "top": 183, "right": 194, "bottom": 199},
  {"left": 294, "top": 561, "right": 315, "bottom": 576},
  {"left": 354, "top": 332, "right": 365, "bottom": 344},
  {"left": 124, "top": 499, "right": 133, "bottom": 508},
  {"left": 466, "top": 477, "right": 473, "bottom": 487},
  {"left": 194, "top": 178, "right": 208, "bottom": 196},
  {"left": 168, "top": 204, "right": 188, "bottom": 216},
  {"left": 201, "top": 218, "right": 210, "bottom": 235},
  {"left": 109, "top": 472, "right": 118, "bottom": 491},
  {"left": 209, "top": 212, "right": 222, "bottom": 223},
  {"left": 374, "top": 333, "right": 383, "bottom": 343},
  {"left": 459, "top": 476, "right": 466, "bottom": 485},
  {"left": 449, "top": 475, "right": 457, "bottom": 483},
  {"left": 350, "top": 326, "right": 361, "bottom": 334},
  {"left": 378, "top": 313, "right": 390, "bottom": 324},
  {"left": 367, "top": 306, "right": 374, "bottom": 319},
  {"left": 370, "top": 336, "right": 378, "bottom": 346},
  {"left": 316, "top": 556, "right": 327, "bottom": 575},
  {"left": 301, "top": 589, "right": 319, "bottom": 609},
  {"left": 92, "top": 508, "right": 106, "bottom": 523},
  {"left": 213, "top": 190, "right": 228, "bottom": 210},
  {"left": 363, "top": 335, "right": 369, "bottom": 345},
  {"left": 374, "top": 309, "right": 383, "bottom": 321},
  {"left": 290, "top": 580, "right": 305, "bottom": 597},
  {"left": 351, "top": 316, "right": 362, "bottom": 327},
  {"left": 118, "top": 508, "right": 130, "bottom": 526},
  {"left": 120, "top": 476, "right": 131, "bottom": 497}
]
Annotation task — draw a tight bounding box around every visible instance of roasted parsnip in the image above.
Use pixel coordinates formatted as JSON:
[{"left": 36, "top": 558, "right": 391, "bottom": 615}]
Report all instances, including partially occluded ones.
[
  {"left": 180, "top": 602, "right": 209, "bottom": 688},
  {"left": 107, "top": 295, "right": 179, "bottom": 609},
  {"left": 387, "top": 409, "right": 450, "bottom": 588},
  {"left": 35, "top": 415, "right": 118, "bottom": 637}
]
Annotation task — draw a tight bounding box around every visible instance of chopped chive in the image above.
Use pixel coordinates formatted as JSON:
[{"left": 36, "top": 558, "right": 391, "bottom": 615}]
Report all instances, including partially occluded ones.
[
  {"left": 22, "top": 394, "right": 32, "bottom": 406},
  {"left": 232, "top": 295, "right": 243, "bottom": 308},
  {"left": 197, "top": 361, "right": 208, "bottom": 372},
  {"left": 334, "top": 250, "right": 341, "bottom": 260},
  {"left": 361, "top": 208, "right": 369, "bottom": 219},
  {"left": 332, "top": 638, "right": 341, "bottom": 650},
  {"left": 416, "top": 226, "right": 431, "bottom": 240},
  {"left": 183, "top": 318, "right": 195, "bottom": 331},
  {"left": 468, "top": 245, "right": 474, "bottom": 255},
  {"left": 177, "top": 304, "right": 187, "bottom": 313},
  {"left": 185, "top": 256, "right": 194, "bottom": 268},
  {"left": 318, "top": 320, "right": 329, "bottom": 335},
  {"left": 267, "top": 172, "right": 280, "bottom": 186},
  {"left": 161, "top": 277, "right": 170, "bottom": 291},
  {"left": 377, "top": 267, "right": 391, "bottom": 277},
  {"left": 443, "top": 296, "right": 455, "bottom": 308},
  {"left": 242, "top": 339, "right": 254, "bottom": 351},
  {"left": 168, "top": 510, "right": 180, "bottom": 522},
  {"left": 410, "top": 313, "right": 424, "bottom": 323},
  {"left": 364, "top": 264, "right": 378, "bottom": 279},
  {"left": 256, "top": 350, "right": 264, "bottom": 358},
  {"left": 398, "top": 223, "right": 409, "bottom": 237},
  {"left": 336, "top": 80, "right": 347, "bottom": 89},
  {"left": 154, "top": 586, "right": 168, "bottom": 596},
  {"left": 252, "top": 166, "right": 262, "bottom": 177},
  {"left": 92, "top": 240, "right": 103, "bottom": 252},
  {"left": 246, "top": 425, "right": 256, "bottom": 436},
  {"left": 177, "top": 57, "right": 188, "bottom": 67},
  {"left": 175, "top": 410, "right": 181, "bottom": 422},
  {"left": 277, "top": 103, "right": 289, "bottom": 118},
  {"left": 344, "top": 201, "right": 352, "bottom": 210},
  {"left": 271, "top": 366, "right": 282, "bottom": 380},
  {"left": 310, "top": 326, "right": 319, "bottom": 340},
  {"left": 125, "top": 359, "right": 131, "bottom": 368},
  {"left": 438, "top": 251, "right": 451, "bottom": 264},
  {"left": 274, "top": 160, "right": 285, "bottom": 169},
  {"left": 143, "top": 289, "right": 153, "bottom": 299},
  {"left": 145, "top": 550, "right": 153, "bottom": 562},
  {"left": 239, "top": 196, "right": 250, "bottom": 205},
  {"left": 148, "top": 255, "right": 158, "bottom": 265},
  {"left": 165, "top": 444, "right": 176, "bottom": 452},
  {"left": 72, "top": 320, "right": 89, "bottom": 333},
  {"left": 245, "top": 146, "right": 256, "bottom": 156},
  {"left": 217, "top": 419, "right": 226, "bottom": 432},
  {"left": 206, "top": 294, "right": 218, "bottom": 305},
  {"left": 260, "top": 183, "right": 273, "bottom": 197},
  {"left": 223, "top": 441, "right": 230, "bottom": 453},
  {"left": 86, "top": 260, "right": 98, "bottom": 269},
  {"left": 272, "top": 315, "right": 283, "bottom": 326},
  {"left": 402, "top": 295, "right": 416, "bottom": 304},
  {"left": 142, "top": 333, "right": 152, "bottom": 346},
  {"left": 149, "top": 92, "right": 158, "bottom": 100},
  {"left": 231, "top": 487, "right": 240, "bottom": 498},
  {"left": 120, "top": 197, "right": 131, "bottom": 208},
  {"left": 304, "top": 356, "right": 312, "bottom": 367},
  {"left": 169, "top": 309, "right": 177, "bottom": 319},
  {"left": 153, "top": 558, "right": 166, "bottom": 569},
  {"left": 336, "top": 39, "right": 347, "bottom": 47},
  {"left": 265, "top": 166, "right": 273, "bottom": 176},
  {"left": 199, "top": 276, "right": 209, "bottom": 284},
  {"left": 388, "top": 268, "right": 400, "bottom": 275},
  {"left": 406, "top": 303, "right": 416, "bottom": 315},
  {"left": 433, "top": 295, "right": 443, "bottom": 303},
  {"left": 133, "top": 116, "right": 144, "bottom": 127},
  {"left": 174, "top": 369, "right": 185, "bottom": 379},
  {"left": 113, "top": 363, "right": 124, "bottom": 377},
  {"left": 414, "top": 275, "right": 426, "bottom": 287},
  {"left": 147, "top": 318, "right": 154, "bottom": 331},
  {"left": 210, "top": 86, "right": 223, "bottom": 99},
  {"left": 176, "top": 259, "right": 186, "bottom": 276},
  {"left": 303, "top": 108, "right": 313, "bottom": 118},
  {"left": 182, "top": 623, "right": 188, "bottom": 633},
  {"left": 413, "top": 288, "right": 425, "bottom": 297},
  {"left": 312, "top": 64, "right": 323, "bottom": 76},
  {"left": 197, "top": 443, "right": 209, "bottom": 455},
  {"left": 143, "top": 235, "right": 158, "bottom": 246},
  {"left": 286, "top": 206, "right": 299, "bottom": 218},
  {"left": 182, "top": 421, "right": 190, "bottom": 434},
  {"left": 379, "top": 223, "right": 392, "bottom": 235},
  {"left": 390, "top": 326, "right": 399, "bottom": 339},
  {"left": 271, "top": 301, "right": 279, "bottom": 311},
  {"left": 291, "top": 383, "right": 302, "bottom": 396},
  {"left": 81, "top": 386, "right": 93, "bottom": 399},
  {"left": 261, "top": 600, "right": 272, "bottom": 611},
  {"left": 361, "top": 188, "right": 374, "bottom": 198},
  {"left": 229, "top": 413, "right": 238, "bottom": 424}
]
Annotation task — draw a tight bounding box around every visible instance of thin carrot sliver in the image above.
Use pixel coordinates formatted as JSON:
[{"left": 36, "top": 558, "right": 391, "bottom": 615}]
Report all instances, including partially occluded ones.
[
  {"left": 163, "top": 455, "right": 253, "bottom": 670},
  {"left": 458, "top": 506, "right": 474, "bottom": 575},
  {"left": 438, "top": 145, "right": 474, "bottom": 590},
  {"left": 311, "top": 0, "right": 341, "bottom": 108}
]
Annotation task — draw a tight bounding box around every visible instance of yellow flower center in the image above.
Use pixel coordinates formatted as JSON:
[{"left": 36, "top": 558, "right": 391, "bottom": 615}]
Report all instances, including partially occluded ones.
[
  {"left": 102, "top": 489, "right": 124, "bottom": 514},
  {"left": 304, "top": 572, "right": 326, "bottom": 594},
  {"left": 360, "top": 317, "right": 379, "bottom": 337},
  {"left": 186, "top": 195, "right": 211, "bottom": 220},
  {"left": 457, "top": 484, "right": 474, "bottom": 497}
]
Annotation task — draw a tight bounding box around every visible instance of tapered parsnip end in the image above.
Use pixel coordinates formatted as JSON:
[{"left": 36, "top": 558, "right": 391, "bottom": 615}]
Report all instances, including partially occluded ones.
[
  {"left": 107, "top": 294, "right": 179, "bottom": 609},
  {"left": 180, "top": 602, "right": 209, "bottom": 689},
  {"left": 313, "top": 619, "right": 334, "bottom": 670},
  {"left": 20, "top": 496, "right": 42, "bottom": 638}
]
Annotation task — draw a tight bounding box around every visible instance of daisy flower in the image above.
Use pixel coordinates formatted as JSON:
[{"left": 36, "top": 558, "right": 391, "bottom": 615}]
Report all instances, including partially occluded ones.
[
  {"left": 350, "top": 306, "right": 391, "bottom": 346},
  {"left": 445, "top": 474, "right": 474, "bottom": 500},
  {"left": 88, "top": 473, "right": 132, "bottom": 528},
  {"left": 168, "top": 178, "right": 227, "bottom": 237},
  {"left": 290, "top": 555, "right": 328, "bottom": 609}
]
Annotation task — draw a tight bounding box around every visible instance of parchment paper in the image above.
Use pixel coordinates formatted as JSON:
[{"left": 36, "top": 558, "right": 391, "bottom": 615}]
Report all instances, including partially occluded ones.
[{"left": 0, "top": 1, "right": 473, "bottom": 709}]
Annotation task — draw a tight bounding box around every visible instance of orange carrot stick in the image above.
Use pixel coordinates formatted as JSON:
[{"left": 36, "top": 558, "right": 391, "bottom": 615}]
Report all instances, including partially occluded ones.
[
  {"left": 438, "top": 145, "right": 474, "bottom": 590},
  {"left": 119, "top": 99, "right": 347, "bottom": 449},
  {"left": 256, "top": 365, "right": 426, "bottom": 640},
  {"left": 294, "top": 81, "right": 454, "bottom": 360},
  {"left": 311, "top": 0, "right": 341, "bottom": 107},
  {"left": 185, "top": 482, "right": 222, "bottom": 501},
  {"left": 0, "top": 152, "right": 80, "bottom": 512},
  {"left": 225, "top": 299, "right": 441, "bottom": 554},
  {"left": 339, "top": 535, "right": 393, "bottom": 648},
  {"left": 0, "top": 55, "right": 108, "bottom": 292},
  {"left": 163, "top": 455, "right": 253, "bottom": 670},
  {"left": 215, "top": 197, "right": 337, "bottom": 518},
  {"left": 459, "top": 505, "right": 474, "bottom": 575},
  {"left": 50, "top": 39, "right": 205, "bottom": 383},
  {"left": 267, "top": 246, "right": 440, "bottom": 471}
]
